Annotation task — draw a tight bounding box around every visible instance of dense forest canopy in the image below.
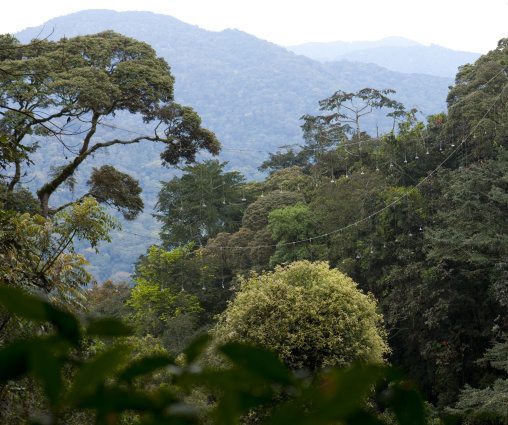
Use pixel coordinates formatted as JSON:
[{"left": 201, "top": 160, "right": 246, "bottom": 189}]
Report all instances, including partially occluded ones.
[
  {"left": 0, "top": 31, "right": 219, "bottom": 218},
  {"left": 1, "top": 17, "right": 508, "bottom": 425},
  {"left": 7, "top": 9, "right": 459, "bottom": 284}
]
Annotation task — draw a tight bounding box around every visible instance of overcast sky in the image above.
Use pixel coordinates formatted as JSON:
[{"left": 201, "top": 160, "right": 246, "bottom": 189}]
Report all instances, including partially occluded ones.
[{"left": 3, "top": 0, "right": 508, "bottom": 53}]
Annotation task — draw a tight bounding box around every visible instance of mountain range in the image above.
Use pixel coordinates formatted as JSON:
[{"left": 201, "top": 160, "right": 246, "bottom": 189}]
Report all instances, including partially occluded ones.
[
  {"left": 11, "top": 9, "right": 481, "bottom": 282},
  {"left": 15, "top": 10, "right": 461, "bottom": 177},
  {"left": 287, "top": 37, "right": 480, "bottom": 77}
]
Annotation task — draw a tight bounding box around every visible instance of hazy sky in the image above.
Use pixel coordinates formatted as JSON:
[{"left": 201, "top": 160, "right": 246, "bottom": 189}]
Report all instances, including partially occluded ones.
[{"left": 3, "top": 0, "right": 508, "bottom": 53}]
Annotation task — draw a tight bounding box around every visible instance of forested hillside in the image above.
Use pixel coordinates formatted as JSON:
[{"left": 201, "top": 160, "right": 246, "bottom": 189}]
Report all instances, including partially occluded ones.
[
  {"left": 11, "top": 10, "right": 455, "bottom": 282},
  {"left": 2, "top": 12, "right": 508, "bottom": 425},
  {"left": 15, "top": 10, "right": 453, "bottom": 167},
  {"left": 134, "top": 37, "right": 508, "bottom": 418}
]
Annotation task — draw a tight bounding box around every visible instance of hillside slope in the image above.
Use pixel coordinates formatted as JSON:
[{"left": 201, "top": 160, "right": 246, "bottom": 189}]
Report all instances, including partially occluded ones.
[
  {"left": 16, "top": 10, "right": 452, "bottom": 174},
  {"left": 12, "top": 10, "right": 454, "bottom": 282}
]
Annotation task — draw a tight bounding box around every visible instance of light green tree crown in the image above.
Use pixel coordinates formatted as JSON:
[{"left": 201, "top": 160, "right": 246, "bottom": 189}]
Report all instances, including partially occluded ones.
[{"left": 214, "top": 260, "right": 389, "bottom": 371}]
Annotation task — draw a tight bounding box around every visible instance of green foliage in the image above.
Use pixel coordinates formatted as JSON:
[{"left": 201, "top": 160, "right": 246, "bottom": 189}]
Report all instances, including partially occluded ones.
[
  {"left": 85, "top": 280, "right": 133, "bottom": 321},
  {"left": 128, "top": 245, "right": 203, "bottom": 337},
  {"left": 0, "top": 181, "right": 41, "bottom": 215},
  {"left": 258, "top": 146, "right": 313, "bottom": 175},
  {"left": 242, "top": 186, "right": 305, "bottom": 232},
  {"left": 156, "top": 160, "right": 246, "bottom": 247},
  {"left": 267, "top": 202, "right": 315, "bottom": 265},
  {"left": 213, "top": 261, "right": 389, "bottom": 371},
  {"left": 0, "top": 198, "right": 118, "bottom": 312},
  {"left": 426, "top": 151, "right": 508, "bottom": 267},
  {"left": 86, "top": 165, "right": 144, "bottom": 221},
  {"left": 451, "top": 381, "right": 508, "bottom": 425},
  {"left": 53, "top": 197, "right": 120, "bottom": 251},
  {"left": 154, "top": 103, "right": 220, "bottom": 166},
  {"left": 0, "top": 285, "right": 427, "bottom": 425},
  {"left": 449, "top": 337, "right": 508, "bottom": 424},
  {"left": 203, "top": 171, "right": 310, "bottom": 277},
  {"left": 444, "top": 38, "right": 508, "bottom": 164}
]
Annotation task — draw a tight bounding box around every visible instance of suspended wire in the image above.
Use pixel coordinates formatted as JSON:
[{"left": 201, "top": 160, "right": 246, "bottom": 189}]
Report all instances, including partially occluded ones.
[
  {"left": 95, "top": 68, "right": 507, "bottom": 252},
  {"left": 95, "top": 62, "right": 507, "bottom": 161},
  {"left": 165, "top": 82, "right": 508, "bottom": 252},
  {"left": 97, "top": 120, "right": 386, "bottom": 156}
]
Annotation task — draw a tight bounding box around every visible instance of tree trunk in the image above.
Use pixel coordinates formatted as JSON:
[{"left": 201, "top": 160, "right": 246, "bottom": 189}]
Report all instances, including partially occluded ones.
[
  {"left": 6, "top": 155, "right": 21, "bottom": 191},
  {"left": 40, "top": 192, "right": 50, "bottom": 218},
  {"left": 36, "top": 112, "right": 100, "bottom": 217}
]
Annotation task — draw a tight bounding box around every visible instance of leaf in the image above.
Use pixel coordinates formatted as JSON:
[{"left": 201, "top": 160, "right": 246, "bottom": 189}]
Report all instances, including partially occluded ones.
[
  {"left": 0, "top": 286, "right": 48, "bottom": 322},
  {"left": 0, "top": 286, "right": 80, "bottom": 345},
  {"left": 343, "top": 410, "right": 386, "bottom": 425},
  {"left": 45, "top": 306, "right": 80, "bottom": 346},
  {"left": 183, "top": 334, "right": 211, "bottom": 364},
  {"left": 77, "top": 387, "right": 155, "bottom": 411},
  {"left": 87, "top": 318, "right": 133, "bottom": 338},
  {"left": 264, "top": 401, "right": 307, "bottom": 425},
  {"left": 219, "top": 342, "right": 293, "bottom": 385},
  {"left": 119, "top": 356, "right": 174, "bottom": 384},
  {"left": 388, "top": 383, "right": 425, "bottom": 425},
  {"left": 311, "top": 365, "right": 386, "bottom": 420},
  {"left": 215, "top": 390, "right": 264, "bottom": 425},
  {"left": 67, "top": 345, "right": 131, "bottom": 403},
  {"left": 30, "top": 341, "right": 62, "bottom": 406},
  {"left": 0, "top": 341, "right": 30, "bottom": 383}
]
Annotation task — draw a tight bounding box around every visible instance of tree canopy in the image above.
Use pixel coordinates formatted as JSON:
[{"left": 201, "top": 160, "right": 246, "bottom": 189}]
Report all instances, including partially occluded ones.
[
  {"left": 156, "top": 160, "right": 247, "bottom": 247},
  {"left": 0, "top": 31, "right": 220, "bottom": 217},
  {"left": 213, "top": 261, "right": 388, "bottom": 371}
]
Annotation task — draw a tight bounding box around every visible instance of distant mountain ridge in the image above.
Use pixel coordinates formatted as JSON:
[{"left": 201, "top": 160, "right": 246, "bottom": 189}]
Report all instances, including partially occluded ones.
[
  {"left": 287, "top": 37, "right": 481, "bottom": 78},
  {"left": 16, "top": 11, "right": 452, "bottom": 162},
  {"left": 287, "top": 37, "right": 424, "bottom": 59},
  {"left": 11, "top": 10, "right": 457, "bottom": 282}
]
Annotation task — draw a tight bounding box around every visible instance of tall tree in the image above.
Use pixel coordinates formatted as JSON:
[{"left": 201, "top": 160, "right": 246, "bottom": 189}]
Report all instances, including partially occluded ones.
[
  {"left": 444, "top": 38, "right": 508, "bottom": 164},
  {"left": 0, "top": 32, "right": 220, "bottom": 217},
  {"left": 128, "top": 245, "right": 204, "bottom": 340},
  {"left": 260, "top": 89, "right": 408, "bottom": 179},
  {"left": 213, "top": 261, "right": 389, "bottom": 371},
  {"left": 156, "top": 160, "right": 246, "bottom": 247},
  {"left": 302, "top": 88, "right": 406, "bottom": 140}
]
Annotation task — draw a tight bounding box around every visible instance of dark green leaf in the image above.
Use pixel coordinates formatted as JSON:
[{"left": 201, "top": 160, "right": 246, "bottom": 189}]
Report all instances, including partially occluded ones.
[
  {"left": 0, "top": 286, "right": 48, "bottom": 322},
  {"left": 215, "top": 390, "right": 263, "bottom": 425},
  {"left": 388, "top": 383, "right": 425, "bottom": 425},
  {"left": 311, "top": 365, "right": 386, "bottom": 420},
  {"left": 119, "top": 356, "right": 174, "bottom": 383},
  {"left": 0, "top": 340, "right": 29, "bottom": 383},
  {"left": 45, "top": 305, "right": 80, "bottom": 346},
  {"left": 344, "top": 409, "right": 386, "bottom": 425},
  {"left": 183, "top": 334, "right": 211, "bottom": 364},
  {"left": 0, "top": 286, "right": 79, "bottom": 345},
  {"left": 265, "top": 401, "right": 306, "bottom": 425},
  {"left": 77, "top": 387, "right": 155, "bottom": 411},
  {"left": 67, "top": 345, "right": 131, "bottom": 403},
  {"left": 30, "top": 341, "right": 62, "bottom": 406},
  {"left": 87, "top": 318, "right": 133, "bottom": 338},
  {"left": 219, "top": 342, "right": 293, "bottom": 385}
]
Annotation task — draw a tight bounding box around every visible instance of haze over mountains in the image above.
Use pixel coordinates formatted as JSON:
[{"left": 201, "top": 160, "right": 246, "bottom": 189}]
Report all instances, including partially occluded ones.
[
  {"left": 287, "top": 37, "right": 481, "bottom": 77},
  {"left": 12, "top": 9, "right": 481, "bottom": 282},
  {"left": 15, "top": 10, "right": 461, "bottom": 175}
]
